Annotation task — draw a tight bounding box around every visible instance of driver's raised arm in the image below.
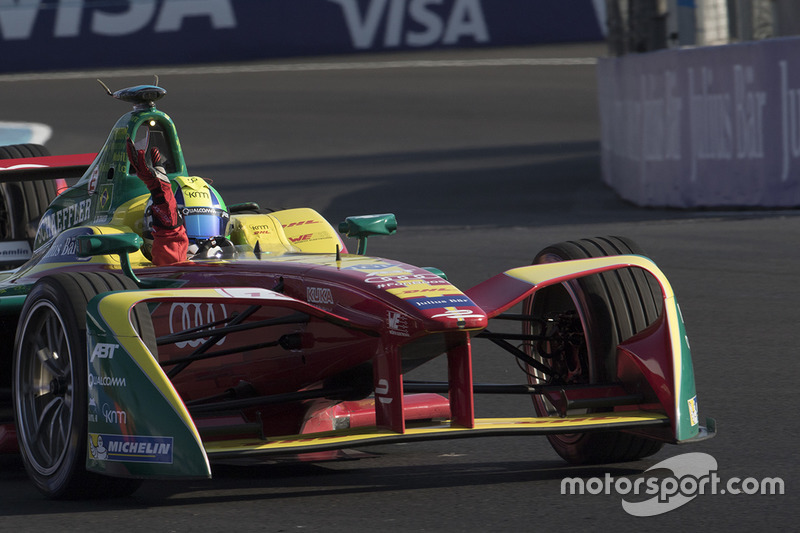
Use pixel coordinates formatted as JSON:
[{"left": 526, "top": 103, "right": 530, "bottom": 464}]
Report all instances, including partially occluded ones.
[{"left": 127, "top": 137, "right": 188, "bottom": 265}]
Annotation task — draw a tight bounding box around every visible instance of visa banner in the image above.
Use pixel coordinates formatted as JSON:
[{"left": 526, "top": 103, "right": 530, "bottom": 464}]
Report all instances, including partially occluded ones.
[{"left": 0, "top": 0, "right": 604, "bottom": 73}]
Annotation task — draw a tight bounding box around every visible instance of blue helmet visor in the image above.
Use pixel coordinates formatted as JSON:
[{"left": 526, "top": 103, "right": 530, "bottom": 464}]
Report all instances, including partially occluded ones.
[{"left": 180, "top": 207, "right": 229, "bottom": 240}]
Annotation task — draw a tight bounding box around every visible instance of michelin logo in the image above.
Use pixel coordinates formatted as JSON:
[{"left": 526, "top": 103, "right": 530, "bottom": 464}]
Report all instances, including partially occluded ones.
[
  {"left": 89, "top": 434, "right": 173, "bottom": 464},
  {"left": 89, "top": 434, "right": 108, "bottom": 460}
]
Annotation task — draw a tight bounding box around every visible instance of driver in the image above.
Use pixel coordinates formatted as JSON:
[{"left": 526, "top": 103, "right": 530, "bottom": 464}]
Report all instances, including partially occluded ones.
[{"left": 127, "top": 139, "right": 234, "bottom": 265}]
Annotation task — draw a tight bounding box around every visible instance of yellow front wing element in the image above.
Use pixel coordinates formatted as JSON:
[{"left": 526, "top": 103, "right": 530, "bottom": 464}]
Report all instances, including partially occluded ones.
[
  {"left": 204, "top": 412, "right": 669, "bottom": 458},
  {"left": 504, "top": 255, "right": 674, "bottom": 299}
]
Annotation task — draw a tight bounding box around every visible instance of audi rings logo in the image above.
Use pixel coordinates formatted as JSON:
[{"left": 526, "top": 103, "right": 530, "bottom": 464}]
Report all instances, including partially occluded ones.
[{"left": 169, "top": 302, "right": 228, "bottom": 349}]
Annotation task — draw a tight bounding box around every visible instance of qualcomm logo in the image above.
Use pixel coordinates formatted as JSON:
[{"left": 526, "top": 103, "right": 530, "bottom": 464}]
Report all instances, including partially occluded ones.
[
  {"left": 0, "top": 0, "right": 236, "bottom": 40},
  {"left": 328, "top": 0, "right": 489, "bottom": 49},
  {"left": 88, "top": 374, "right": 127, "bottom": 388}
]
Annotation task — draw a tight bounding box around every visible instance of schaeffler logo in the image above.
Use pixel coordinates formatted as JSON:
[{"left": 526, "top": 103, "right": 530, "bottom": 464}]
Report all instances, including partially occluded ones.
[{"left": 561, "top": 452, "right": 784, "bottom": 516}]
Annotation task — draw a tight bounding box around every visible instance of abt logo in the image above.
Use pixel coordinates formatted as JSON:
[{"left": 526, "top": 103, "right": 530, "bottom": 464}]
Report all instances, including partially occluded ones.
[
  {"left": 329, "top": 0, "right": 489, "bottom": 49},
  {"left": 0, "top": 0, "right": 236, "bottom": 40},
  {"left": 90, "top": 343, "right": 119, "bottom": 363}
]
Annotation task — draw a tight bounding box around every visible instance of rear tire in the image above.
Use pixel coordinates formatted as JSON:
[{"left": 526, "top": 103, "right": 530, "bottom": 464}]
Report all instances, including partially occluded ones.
[
  {"left": 0, "top": 144, "right": 59, "bottom": 242},
  {"left": 13, "top": 271, "right": 151, "bottom": 498},
  {"left": 523, "top": 236, "right": 664, "bottom": 464}
]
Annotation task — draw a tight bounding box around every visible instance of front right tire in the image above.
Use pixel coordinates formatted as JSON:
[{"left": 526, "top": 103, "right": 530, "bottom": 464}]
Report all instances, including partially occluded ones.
[{"left": 523, "top": 236, "right": 665, "bottom": 464}]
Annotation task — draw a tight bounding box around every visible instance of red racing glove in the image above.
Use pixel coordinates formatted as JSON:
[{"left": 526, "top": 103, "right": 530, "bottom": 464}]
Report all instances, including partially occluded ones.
[{"left": 127, "top": 138, "right": 188, "bottom": 265}]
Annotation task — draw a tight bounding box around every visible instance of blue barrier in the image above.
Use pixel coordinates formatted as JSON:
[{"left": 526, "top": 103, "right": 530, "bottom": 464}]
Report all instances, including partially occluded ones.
[
  {"left": 0, "top": 0, "right": 604, "bottom": 74},
  {"left": 598, "top": 37, "right": 800, "bottom": 207}
]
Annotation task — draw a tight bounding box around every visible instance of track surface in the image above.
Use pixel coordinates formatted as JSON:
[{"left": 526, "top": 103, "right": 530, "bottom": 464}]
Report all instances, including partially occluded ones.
[{"left": 0, "top": 43, "right": 796, "bottom": 530}]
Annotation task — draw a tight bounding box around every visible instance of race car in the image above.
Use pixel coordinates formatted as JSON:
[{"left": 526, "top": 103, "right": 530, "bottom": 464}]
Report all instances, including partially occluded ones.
[{"left": 0, "top": 83, "right": 714, "bottom": 499}]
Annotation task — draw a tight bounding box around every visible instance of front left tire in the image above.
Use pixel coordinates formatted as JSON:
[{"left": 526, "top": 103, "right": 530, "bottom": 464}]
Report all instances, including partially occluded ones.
[{"left": 13, "top": 271, "right": 149, "bottom": 498}]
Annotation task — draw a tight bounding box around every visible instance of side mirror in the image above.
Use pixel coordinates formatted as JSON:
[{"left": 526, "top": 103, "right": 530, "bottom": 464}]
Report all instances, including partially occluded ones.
[
  {"left": 338, "top": 213, "right": 397, "bottom": 255},
  {"left": 77, "top": 233, "right": 143, "bottom": 284},
  {"left": 78, "top": 233, "right": 142, "bottom": 256}
]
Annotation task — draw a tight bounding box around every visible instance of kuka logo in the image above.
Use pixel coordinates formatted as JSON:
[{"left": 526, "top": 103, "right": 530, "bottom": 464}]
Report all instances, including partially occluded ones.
[{"left": 307, "top": 287, "right": 335, "bottom": 305}]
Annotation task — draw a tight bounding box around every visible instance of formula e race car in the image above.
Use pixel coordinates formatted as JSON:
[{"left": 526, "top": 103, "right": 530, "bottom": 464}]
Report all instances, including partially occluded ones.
[{"left": 0, "top": 84, "right": 714, "bottom": 499}]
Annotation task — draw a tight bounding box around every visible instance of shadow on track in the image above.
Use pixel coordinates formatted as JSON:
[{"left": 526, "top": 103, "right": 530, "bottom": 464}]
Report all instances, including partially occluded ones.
[
  {"left": 0, "top": 451, "right": 646, "bottom": 512},
  {"left": 193, "top": 141, "right": 687, "bottom": 227}
]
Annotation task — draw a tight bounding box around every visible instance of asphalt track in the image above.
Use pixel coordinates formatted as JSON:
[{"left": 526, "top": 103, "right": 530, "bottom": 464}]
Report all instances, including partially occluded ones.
[{"left": 0, "top": 43, "right": 796, "bottom": 530}]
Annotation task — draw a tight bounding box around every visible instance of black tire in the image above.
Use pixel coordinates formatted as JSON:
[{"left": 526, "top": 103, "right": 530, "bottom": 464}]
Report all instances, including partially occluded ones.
[
  {"left": 522, "top": 236, "right": 664, "bottom": 464},
  {"left": 13, "top": 271, "right": 152, "bottom": 499},
  {"left": 0, "top": 144, "right": 59, "bottom": 241}
]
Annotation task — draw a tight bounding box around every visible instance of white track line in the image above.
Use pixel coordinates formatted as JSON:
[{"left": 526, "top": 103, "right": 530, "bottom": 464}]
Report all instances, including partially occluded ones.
[
  {"left": 0, "top": 57, "right": 598, "bottom": 83},
  {"left": 0, "top": 122, "right": 52, "bottom": 145}
]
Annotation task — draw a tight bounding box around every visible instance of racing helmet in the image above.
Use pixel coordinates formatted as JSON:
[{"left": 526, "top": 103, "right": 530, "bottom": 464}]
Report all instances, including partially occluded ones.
[
  {"left": 172, "top": 176, "right": 230, "bottom": 241},
  {"left": 142, "top": 175, "right": 233, "bottom": 259}
]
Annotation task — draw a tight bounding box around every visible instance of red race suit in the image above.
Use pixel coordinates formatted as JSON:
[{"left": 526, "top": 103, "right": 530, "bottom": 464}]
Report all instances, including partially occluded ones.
[{"left": 126, "top": 139, "right": 188, "bottom": 265}]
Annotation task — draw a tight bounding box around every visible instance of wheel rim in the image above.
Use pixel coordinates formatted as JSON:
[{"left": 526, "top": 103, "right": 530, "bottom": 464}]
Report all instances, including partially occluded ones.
[
  {"left": 524, "top": 254, "right": 599, "bottom": 445},
  {"left": 15, "top": 300, "right": 74, "bottom": 476}
]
